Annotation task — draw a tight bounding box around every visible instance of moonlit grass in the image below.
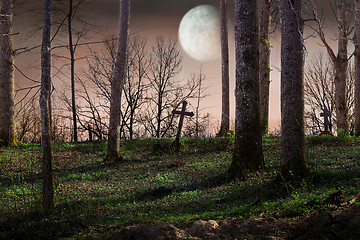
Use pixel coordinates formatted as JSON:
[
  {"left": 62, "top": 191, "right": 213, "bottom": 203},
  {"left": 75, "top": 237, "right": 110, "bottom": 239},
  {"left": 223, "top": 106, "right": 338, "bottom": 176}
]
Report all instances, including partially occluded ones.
[{"left": 178, "top": 5, "right": 221, "bottom": 62}]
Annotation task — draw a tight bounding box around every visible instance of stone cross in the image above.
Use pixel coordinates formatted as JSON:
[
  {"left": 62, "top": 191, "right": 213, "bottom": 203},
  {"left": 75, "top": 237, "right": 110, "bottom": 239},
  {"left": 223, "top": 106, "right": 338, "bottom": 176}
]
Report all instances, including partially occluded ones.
[
  {"left": 172, "top": 101, "right": 194, "bottom": 143},
  {"left": 320, "top": 108, "right": 330, "bottom": 132}
]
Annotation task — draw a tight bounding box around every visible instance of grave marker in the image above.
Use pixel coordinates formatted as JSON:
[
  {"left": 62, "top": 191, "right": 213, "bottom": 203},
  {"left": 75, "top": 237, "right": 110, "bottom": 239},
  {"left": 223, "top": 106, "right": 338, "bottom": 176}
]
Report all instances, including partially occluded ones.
[
  {"left": 172, "top": 101, "right": 194, "bottom": 144},
  {"left": 320, "top": 108, "right": 331, "bottom": 132}
]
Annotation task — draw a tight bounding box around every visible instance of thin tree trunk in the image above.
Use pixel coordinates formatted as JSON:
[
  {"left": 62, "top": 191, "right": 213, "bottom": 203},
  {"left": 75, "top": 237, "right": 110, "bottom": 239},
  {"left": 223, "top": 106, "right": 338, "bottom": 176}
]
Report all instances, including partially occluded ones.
[
  {"left": 156, "top": 93, "right": 162, "bottom": 138},
  {"left": 68, "top": 0, "right": 77, "bottom": 142},
  {"left": 40, "top": 0, "right": 54, "bottom": 215},
  {"left": 258, "top": 0, "right": 272, "bottom": 135},
  {"left": 230, "top": 0, "right": 264, "bottom": 177},
  {"left": 280, "top": 0, "right": 307, "bottom": 177},
  {"left": 355, "top": 0, "right": 360, "bottom": 136},
  {"left": 107, "top": 0, "right": 130, "bottom": 161},
  {"left": 334, "top": 0, "right": 349, "bottom": 134},
  {"left": 218, "top": 0, "right": 230, "bottom": 137},
  {"left": 129, "top": 113, "right": 133, "bottom": 139},
  {"left": 0, "top": 0, "right": 15, "bottom": 147},
  {"left": 195, "top": 72, "right": 202, "bottom": 138}
]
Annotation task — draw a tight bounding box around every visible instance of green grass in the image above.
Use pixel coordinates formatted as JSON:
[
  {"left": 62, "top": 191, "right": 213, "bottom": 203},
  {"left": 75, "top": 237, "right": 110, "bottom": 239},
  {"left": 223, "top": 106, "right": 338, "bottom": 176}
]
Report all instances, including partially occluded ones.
[{"left": 0, "top": 135, "right": 359, "bottom": 239}]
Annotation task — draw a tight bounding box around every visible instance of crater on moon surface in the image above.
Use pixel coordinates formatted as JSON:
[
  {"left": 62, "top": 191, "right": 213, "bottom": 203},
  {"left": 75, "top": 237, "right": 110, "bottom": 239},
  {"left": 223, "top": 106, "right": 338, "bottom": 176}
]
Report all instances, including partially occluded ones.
[{"left": 178, "top": 5, "right": 221, "bottom": 62}]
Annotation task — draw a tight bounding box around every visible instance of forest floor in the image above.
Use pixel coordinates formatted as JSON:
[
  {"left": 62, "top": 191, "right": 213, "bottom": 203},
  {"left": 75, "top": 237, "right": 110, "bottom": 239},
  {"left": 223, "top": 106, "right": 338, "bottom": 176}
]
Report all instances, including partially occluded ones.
[{"left": 0, "top": 135, "right": 359, "bottom": 239}]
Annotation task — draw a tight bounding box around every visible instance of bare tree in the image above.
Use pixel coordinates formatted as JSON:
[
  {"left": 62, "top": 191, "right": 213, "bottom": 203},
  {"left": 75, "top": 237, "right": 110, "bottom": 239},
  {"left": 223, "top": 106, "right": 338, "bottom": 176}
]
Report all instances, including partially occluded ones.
[
  {"left": 50, "top": 0, "right": 91, "bottom": 142},
  {"left": 280, "top": 0, "right": 307, "bottom": 177},
  {"left": 311, "top": 0, "right": 351, "bottom": 135},
  {"left": 84, "top": 38, "right": 116, "bottom": 104},
  {"left": 77, "top": 36, "right": 148, "bottom": 140},
  {"left": 304, "top": 54, "right": 355, "bottom": 135},
  {"left": 355, "top": 0, "right": 360, "bottom": 136},
  {"left": 230, "top": 0, "right": 264, "bottom": 177},
  {"left": 0, "top": 0, "right": 16, "bottom": 147},
  {"left": 121, "top": 35, "right": 149, "bottom": 139},
  {"left": 218, "top": 0, "right": 230, "bottom": 137},
  {"left": 75, "top": 78, "right": 108, "bottom": 140},
  {"left": 258, "top": 0, "right": 273, "bottom": 135},
  {"left": 143, "top": 37, "right": 186, "bottom": 138},
  {"left": 16, "top": 98, "right": 42, "bottom": 143},
  {"left": 304, "top": 54, "right": 335, "bottom": 134},
  {"left": 83, "top": 37, "right": 199, "bottom": 139},
  {"left": 183, "top": 68, "right": 210, "bottom": 138},
  {"left": 63, "top": 0, "right": 89, "bottom": 142},
  {"left": 106, "top": 0, "right": 130, "bottom": 161},
  {"left": 74, "top": 35, "right": 209, "bottom": 140},
  {"left": 40, "top": 0, "right": 54, "bottom": 215},
  {"left": 68, "top": 0, "right": 77, "bottom": 142},
  {"left": 60, "top": 38, "right": 113, "bottom": 141}
]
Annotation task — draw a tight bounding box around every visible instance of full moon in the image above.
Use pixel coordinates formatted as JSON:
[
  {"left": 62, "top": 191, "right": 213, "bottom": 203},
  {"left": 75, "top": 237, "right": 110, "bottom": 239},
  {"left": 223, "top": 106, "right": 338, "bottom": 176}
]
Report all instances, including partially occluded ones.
[{"left": 178, "top": 5, "right": 221, "bottom": 62}]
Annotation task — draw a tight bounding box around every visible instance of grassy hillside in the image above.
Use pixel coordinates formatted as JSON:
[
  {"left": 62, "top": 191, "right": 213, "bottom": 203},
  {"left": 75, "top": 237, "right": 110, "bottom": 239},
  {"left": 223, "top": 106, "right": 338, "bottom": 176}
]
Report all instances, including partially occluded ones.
[{"left": 0, "top": 136, "right": 359, "bottom": 239}]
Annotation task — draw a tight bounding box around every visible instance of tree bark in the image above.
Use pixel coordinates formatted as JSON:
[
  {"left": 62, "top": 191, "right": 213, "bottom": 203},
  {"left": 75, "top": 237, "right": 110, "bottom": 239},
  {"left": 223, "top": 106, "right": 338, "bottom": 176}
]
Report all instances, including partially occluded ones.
[
  {"left": 218, "top": 0, "right": 230, "bottom": 137},
  {"left": 0, "top": 0, "right": 15, "bottom": 147},
  {"left": 40, "top": 0, "right": 54, "bottom": 215},
  {"left": 334, "top": 0, "right": 349, "bottom": 134},
  {"left": 230, "top": 0, "right": 264, "bottom": 177},
  {"left": 258, "top": 0, "right": 272, "bottom": 135},
  {"left": 280, "top": 0, "right": 307, "bottom": 177},
  {"left": 355, "top": 0, "right": 360, "bottom": 136},
  {"left": 107, "top": 0, "right": 130, "bottom": 161}
]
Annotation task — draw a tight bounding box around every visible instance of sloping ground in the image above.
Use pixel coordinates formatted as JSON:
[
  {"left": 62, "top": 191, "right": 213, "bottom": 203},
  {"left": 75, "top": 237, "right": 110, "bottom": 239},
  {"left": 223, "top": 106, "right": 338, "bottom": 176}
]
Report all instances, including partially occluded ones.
[
  {"left": 1, "top": 137, "right": 359, "bottom": 239},
  {"left": 110, "top": 204, "right": 360, "bottom": 240}
]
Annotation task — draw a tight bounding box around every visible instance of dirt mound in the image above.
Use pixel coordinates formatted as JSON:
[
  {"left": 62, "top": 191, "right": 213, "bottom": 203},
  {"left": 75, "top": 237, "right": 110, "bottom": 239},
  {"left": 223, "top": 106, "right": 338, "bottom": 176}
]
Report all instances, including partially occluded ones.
[
  {"left": 294, "top": 204, "right": 360, "bottom": 240},
  {"left": 110, "top": 205, "right": 360, "bottom": 240}
]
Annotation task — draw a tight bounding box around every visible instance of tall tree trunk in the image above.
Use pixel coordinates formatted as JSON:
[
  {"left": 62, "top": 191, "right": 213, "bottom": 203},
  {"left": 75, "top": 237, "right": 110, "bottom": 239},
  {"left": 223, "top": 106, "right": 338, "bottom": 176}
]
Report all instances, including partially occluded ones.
[
  {"left": 0, "top": 0, "right": 15, "bottom": 147},
  {"left": 258, "top": 0, "right": 272, "bottom": 135},
  {"left": 68, "top": 0, "right": 77, "bottom": 142},
  {"left": 230, "top": 0, "right": 264, "bottom": 177},
  {"left": 218, "top": 0, "right": 230, "bottom": 137},
  {"left": 40, "top": 0, "right": 54, "bottom": 215},
  {"left": 334, "top": 0, "right": 349, "bottom": 134},
  {"left": 107, "top": 0, "right": 130, "bottom": 161},
  {"left": 280, "top": 0, "right": 307, "bottom": 177},
  {"left": 355, "top": 0, "right": 360, "bottom": 136}
]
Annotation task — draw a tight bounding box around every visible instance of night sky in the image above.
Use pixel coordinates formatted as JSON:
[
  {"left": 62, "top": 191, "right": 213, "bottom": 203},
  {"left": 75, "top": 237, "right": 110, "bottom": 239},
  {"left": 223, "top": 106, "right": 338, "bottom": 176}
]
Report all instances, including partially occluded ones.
[{"left": 12, "top": 0, "right": 348, "bottom": 131}]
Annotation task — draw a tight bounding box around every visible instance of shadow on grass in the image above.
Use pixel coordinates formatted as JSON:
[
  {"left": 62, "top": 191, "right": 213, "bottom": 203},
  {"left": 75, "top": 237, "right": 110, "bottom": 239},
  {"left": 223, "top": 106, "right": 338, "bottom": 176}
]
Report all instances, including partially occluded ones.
[
  {"left": 127, "top": 165, "right": 360, "bottom": 205},
  {"left": 0, "top": 160, "right": 117, "bottom": 188},
  {"left": 2, "top": 166, "right": 359, "bottom": 240},
  {"left": 308, "top": 167, "right": 360, "bottom": 186},
  {"left": 0, "top": 204, "right": 113, "bottom": 240}
]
